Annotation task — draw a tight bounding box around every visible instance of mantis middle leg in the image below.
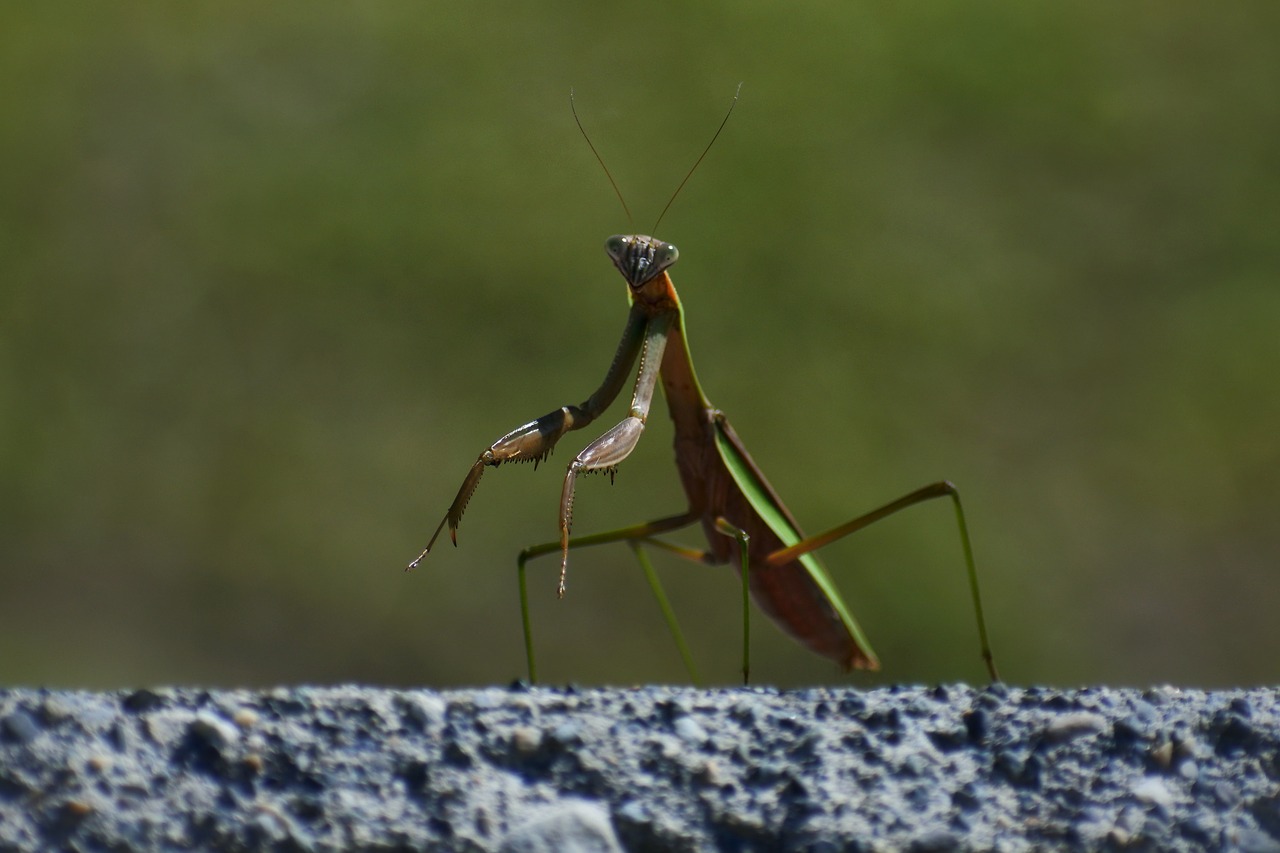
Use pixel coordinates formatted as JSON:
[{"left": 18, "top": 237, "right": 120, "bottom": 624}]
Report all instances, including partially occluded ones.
[{"left": 516, "top": 512, "right": 755, "bottom": 685}]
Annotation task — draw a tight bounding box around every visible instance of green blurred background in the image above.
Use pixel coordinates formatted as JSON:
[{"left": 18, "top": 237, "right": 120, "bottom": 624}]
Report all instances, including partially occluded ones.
[{"left": 2, "top": 3, "right": 1277, "bottom": 690}]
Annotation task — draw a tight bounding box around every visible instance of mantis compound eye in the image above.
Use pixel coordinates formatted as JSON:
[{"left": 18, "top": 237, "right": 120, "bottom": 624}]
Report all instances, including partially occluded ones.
[
  {"left": 654, "top": 243, "right": 679, "bottom": 269},
  {"left": 605, "top": 235, "right": 630, "bottom": 262}
]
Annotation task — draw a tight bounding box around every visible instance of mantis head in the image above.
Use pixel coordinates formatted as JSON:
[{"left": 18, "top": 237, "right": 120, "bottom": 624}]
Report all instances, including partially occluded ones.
[{"left": 606, "top": 235, "right": 679, "bottom": 290}]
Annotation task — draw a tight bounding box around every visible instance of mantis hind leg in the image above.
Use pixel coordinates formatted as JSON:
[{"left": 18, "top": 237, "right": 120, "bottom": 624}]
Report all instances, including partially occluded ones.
[{"left": 766, "top": 481, "right": 999, "bottom": 682}]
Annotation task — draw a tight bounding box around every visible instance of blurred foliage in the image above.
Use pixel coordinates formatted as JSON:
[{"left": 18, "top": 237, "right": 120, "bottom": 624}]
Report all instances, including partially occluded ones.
[{"left": 1, "top": 2, "right": 1277, "bottom": 689}]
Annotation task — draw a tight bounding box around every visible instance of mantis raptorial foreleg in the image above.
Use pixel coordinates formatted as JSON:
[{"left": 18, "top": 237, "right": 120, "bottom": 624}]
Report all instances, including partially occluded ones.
[
  {"left": 555, "top": 312, "right": 674, "bottom": 594},
  {"left": 407, "top": 305, "right": 649, "bottom": 570}
]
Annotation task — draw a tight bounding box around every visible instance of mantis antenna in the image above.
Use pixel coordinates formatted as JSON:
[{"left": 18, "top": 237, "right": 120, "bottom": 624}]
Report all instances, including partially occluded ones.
[
  {"left": 570, "top": 84, "right": 743, "bottom": 231},
  {"left": 652, "top": 82, "right": 742, "bottom": 234},
  {"left": 570, "top": 89, "right": 633, "bottom": 227}
]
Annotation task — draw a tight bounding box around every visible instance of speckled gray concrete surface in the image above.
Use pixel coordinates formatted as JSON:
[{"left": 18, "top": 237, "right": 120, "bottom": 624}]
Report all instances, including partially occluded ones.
[{"left": 2, "top": 684, "right": 1280, "bottom": 851}]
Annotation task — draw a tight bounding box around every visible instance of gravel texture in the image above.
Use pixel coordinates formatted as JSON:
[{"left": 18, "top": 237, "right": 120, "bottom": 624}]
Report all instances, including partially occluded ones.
[{"left": 2, "top": 683, "right": 1280, "bottom": 851}]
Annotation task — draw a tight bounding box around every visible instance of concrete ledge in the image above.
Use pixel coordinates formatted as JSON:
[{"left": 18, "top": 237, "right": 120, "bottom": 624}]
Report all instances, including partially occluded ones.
[{"left": 2, "top": 684, "right": 1278, "bottom": 851}]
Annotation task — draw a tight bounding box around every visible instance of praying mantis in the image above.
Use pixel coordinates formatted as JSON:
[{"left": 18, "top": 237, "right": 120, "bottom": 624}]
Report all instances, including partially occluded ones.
[{"left": 408, "top": 90, "right": 999, "bottom": 685}]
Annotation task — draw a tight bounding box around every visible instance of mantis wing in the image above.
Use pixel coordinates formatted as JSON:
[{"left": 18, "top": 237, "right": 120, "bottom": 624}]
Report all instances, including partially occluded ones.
[{"left": 711, "top": 415, "right": 880, "bottom": 671}]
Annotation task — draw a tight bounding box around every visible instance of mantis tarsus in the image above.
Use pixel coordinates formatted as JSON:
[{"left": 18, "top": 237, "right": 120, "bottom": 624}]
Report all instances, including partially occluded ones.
[{"left": 408, "top": 91, "right": 999, "bottom": 685}]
